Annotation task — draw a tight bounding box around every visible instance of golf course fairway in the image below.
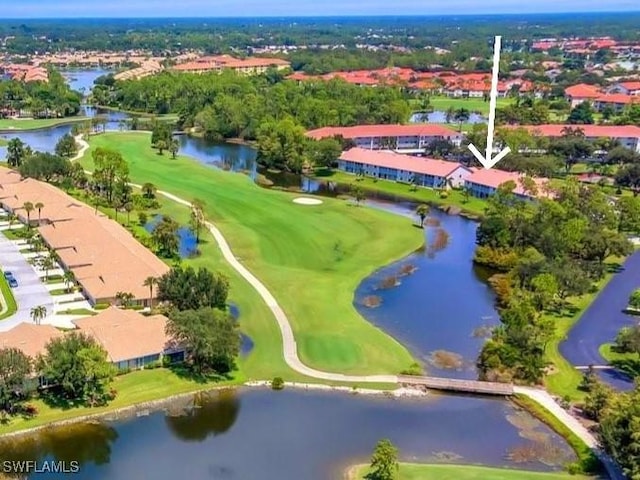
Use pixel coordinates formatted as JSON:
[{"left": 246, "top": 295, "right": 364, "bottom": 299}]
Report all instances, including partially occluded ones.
[{"left": 79, "top": 132, "right": 425, "bottom": 376}]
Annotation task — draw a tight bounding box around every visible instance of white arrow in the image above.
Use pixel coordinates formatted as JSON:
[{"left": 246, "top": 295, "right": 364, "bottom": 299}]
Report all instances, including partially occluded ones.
[{"left": 468, "top": 35, "right": 511, "bottom": 169}]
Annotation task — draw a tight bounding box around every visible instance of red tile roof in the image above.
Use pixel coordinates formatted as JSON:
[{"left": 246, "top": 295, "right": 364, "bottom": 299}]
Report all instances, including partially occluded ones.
[
  {"left": 516, "top": 124, "right": 640, "bottom": 139},
  {"left": 565, "top": 83, "right": 601, "bottom": 98},
  {"left": 307, "top": 124, "right": 460, "bottom": 140},
  {"left": 618, "top": 81, "right": 640, "bottom": 91},
  {"left": 595, "top": 94, "right": 640, "bottom": 105},
  {"left": 340, "top": 147, "right": 470, "bottom": 178},
  {"left": 466, "top": 169, "right": 549, "bottom": 197}
]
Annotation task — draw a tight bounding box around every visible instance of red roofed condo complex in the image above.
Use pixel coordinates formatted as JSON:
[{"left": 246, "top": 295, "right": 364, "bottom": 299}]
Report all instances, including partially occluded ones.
[
  {"left": 339, "top": 148, "right": 472, "bottom": 189},
  {"left": 564, "top": 83, "right": 601, "bottom": 107},
  {"left": 174, "top": 54, "right": 290, "bottom": 75},
  {"left": 307, "top": 124, "right": 463, "bottom": 154},
  {"left": 607, "top": 81, "right": 640, "bottom": 96},
  {"left": 464, "top": 169, "right": 550, "bottom": 200},
  {"left": 516, "top": 124, "right": 640, "bottom": 153},
  {"left": 338, "top": 148, "right": 547, "bottom": 200}
]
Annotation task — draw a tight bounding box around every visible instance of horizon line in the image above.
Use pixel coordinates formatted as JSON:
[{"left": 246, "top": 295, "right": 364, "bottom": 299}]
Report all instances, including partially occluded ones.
[{"left": 3, "top": 11, "right": 640, "bottom": 20}]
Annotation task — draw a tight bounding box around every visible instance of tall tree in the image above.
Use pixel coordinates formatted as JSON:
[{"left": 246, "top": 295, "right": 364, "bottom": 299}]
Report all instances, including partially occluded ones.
[
  {"left": 151, "top": 215, "right": 180, "bottom": 258},
  {"left": 365, "top": 439, "right": 399, "bottom": 480},
  {"left": 37, "top": 332, "right": 115, "bottom": 406},
  {"left": 190, "top": 199, "right": 206, "bottom": 244},
  {"left": 54, "top": 133, "right": 78, "bottom": 159},
  {"left": 166, "top": 307, "right": 241, "bottom": 375},
  {"left": 157, "top": 266, "right": 229, "bottom": 311},
  {"left": 34, "top": 202, "right": 44, "bottom": 225},
  {"left": 6, "top": 138, "right": 26, "bottom": 168},
  {"left": 0, "top": 348, "right": 31, "bottom": 414},
  {"left": 92, "top": 147, "right": 129, "bottom": 204},
  {"left": 30, "top": 305, "right": 47, "bottom": 325},
  {"left": 416, "top": 204, "right": 429, "bottom": 228},
  {"left": 22, "top": 201, "right": 34, "bottom": 227},
  {"left": 143, "top": 276, "right": 158, "bottom": 309}
]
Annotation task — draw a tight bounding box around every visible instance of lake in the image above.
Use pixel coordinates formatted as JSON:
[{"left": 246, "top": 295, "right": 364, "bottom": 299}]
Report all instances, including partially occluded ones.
[
  {"left": 410, "top": 110, "right": 486, "bottom": 124},
  {"left": 60, "top": 69, "right": 113, "bottom": 94},
  {"left": 144, "top": 214, "right": 198, "bottom": 259},
  {"left": 2, "top": 388, "right": 575, "bottom": 480},
  {"left": 354, "top": 200, "right": 499, "bottom": 379}
]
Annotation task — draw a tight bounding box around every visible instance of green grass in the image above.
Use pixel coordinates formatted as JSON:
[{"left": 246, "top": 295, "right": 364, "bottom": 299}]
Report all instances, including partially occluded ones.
[
  {"left": 1, "top": 227, "right": 27, "bottom": 240},
  {"left": 543, "top": 261, "right": 620, "bottom": 400},
  {"left": 0, "top": 117, "right": 88, "bottom": 131},
  {"left": 0, "top": 368, "right": 240, "bottom": 435},
  {"left": 79, "top": 132, "right": 424, "bottom": 377},
  {"left": 512, "top": 395, "right": 601, "bottom": 475},
  {"left": 0, "top": 274, "right": 18, "bottom": 321},
  {"left": 49, "top": 288, "right": 71, "bottom": 296},
  {"left": 599, "top": 343, "right": 640, "bottom": 379},
  {"left": 348, "top": 463, "right": 591, "bottom": 480},
  {"left": 56, "top": 308, "right": 96, "bottom": 316},
  {"left": 423, "top": 96, "right": 515, "bottom": 116},
  {"left": 314, "top": 170, "right": 487, "bottom": 218},
  {"left": 44, "top": 275, "right": 63, "bottom": 284}
]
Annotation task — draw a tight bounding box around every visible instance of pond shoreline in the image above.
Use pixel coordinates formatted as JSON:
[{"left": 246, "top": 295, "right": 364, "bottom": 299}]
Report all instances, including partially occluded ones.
[{"left": 0, "top": 381, "right": 426, "bottom": 440}]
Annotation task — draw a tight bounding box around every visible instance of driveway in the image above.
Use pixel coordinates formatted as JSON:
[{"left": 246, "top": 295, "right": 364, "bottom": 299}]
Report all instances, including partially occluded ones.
[
  {"left": 559, "top": 251, "right": 640, "bottom": 390},
  {"left": 0, "top": 233, "right": 55, "bottom": 332}
]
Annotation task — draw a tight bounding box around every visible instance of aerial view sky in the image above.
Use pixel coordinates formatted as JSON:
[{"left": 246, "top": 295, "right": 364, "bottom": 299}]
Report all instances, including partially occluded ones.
[{"left": 3, "top": 0, "right": 640, "bottom": 18}]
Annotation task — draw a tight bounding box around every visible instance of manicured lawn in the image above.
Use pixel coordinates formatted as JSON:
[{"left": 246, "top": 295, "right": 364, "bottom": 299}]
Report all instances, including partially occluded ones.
[
  {"left": 0, "top": 368, "right": 240, "bottom": 435},
  {"left": 349, "top": 463, "right": 590, "bottom": 480},
  {"left": 44, "top": 275, "right": 63, "bottom": 284},
  {"left": 0, "top": 117, "right": 88, "bottom": 131},
  {"left": 56, "top": 308, "right": 96, "bottom": 316},
  {"left": 426, "top": 96, "right": 515, "bottom": 115},
  {"left": 79, "top": 132, "right": 423, "bottom": 376},
  {"left": 1, "top": 227, "right": 27, "bottom": 240},
  {"left": 599, "top": 343, "right": 640, "bottom": 379},
  {"left": 49, "top": 288, "right": 71, "bottom": 296},
  {"left": 315, "top": 170, "right": 487, "bottom": 218},
  {"left": 0, "top": 274, "right": 17, "bottom": 321},
  {"left": 544, "top": 261, "right": 621, "bottom": 400}
]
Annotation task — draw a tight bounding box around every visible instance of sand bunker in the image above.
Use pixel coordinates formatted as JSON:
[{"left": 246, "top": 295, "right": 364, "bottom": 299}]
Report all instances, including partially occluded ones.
[{"left": 293, "top": 197, "right": 323, "bottom": 205}]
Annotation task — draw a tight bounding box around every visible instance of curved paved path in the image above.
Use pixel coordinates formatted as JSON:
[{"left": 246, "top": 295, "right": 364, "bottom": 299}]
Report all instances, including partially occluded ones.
[
  {"left": 78, "top": 137, "right": 609, "bottom": 474},
  {"left": 560, "top": 252, "right": 640, "bottom": 390}
]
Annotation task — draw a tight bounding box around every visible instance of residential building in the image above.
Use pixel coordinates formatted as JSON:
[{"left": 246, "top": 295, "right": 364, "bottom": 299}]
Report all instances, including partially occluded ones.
[
  {"left": 0, "top": 309, "right": 184, "bottom": 373},
  {"left": 593, "top": 93, "right": 640, "bottom": 113},
  {"left": 307, "top": 124, "right": 463, "bottom": 153},
  {"left": 338, "top": 148, "right": 472, "bottom": 188},
  {"left": 174, "top": 55, "right": 290, "bottom": 75},
  {"left": 515, "top": 124, "right": 640, "bottom": 153},
  {"left": 564, "top": 83, "right": 601, "bottom": 107},
  {"left": 0, "top": 168, "right": 170, "bottom": 306},
  {"left": 464, "top": 169, "right": 549, "bottom": 200},
  {"left": 607, "top": 81, "right": 640, "bottom": 96},
  {"left": 72, "top": 308, "right": 184, "bottom": 370}
]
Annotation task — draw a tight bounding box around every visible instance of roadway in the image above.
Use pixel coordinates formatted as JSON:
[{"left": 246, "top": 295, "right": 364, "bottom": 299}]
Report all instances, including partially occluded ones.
[
  {"left": 0, "top": 234, "right": 55, "bottom": 332},
  {"left": 559, "top": 251, "right": 640, "bottom": 390}
]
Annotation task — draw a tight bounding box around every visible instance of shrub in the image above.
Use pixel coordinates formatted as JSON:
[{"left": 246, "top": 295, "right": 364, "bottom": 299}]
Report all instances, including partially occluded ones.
[
  {"left": 138, "top": 211, "right": 148, "bottom": 226},
  {"left": 439, "top": 190, "right": 449, "bottom": 199},
  {"left": 271, "top": 377, "right": 285, "bottom": 390},
  {"left": 94, "top": 303, "right": 110, "bottom": 310},
  {"left": 629, "top": 289, "right": 640, "bottom": 309},
  {"left": 400, "top": 362, "right": 422, "bottom": 376}
]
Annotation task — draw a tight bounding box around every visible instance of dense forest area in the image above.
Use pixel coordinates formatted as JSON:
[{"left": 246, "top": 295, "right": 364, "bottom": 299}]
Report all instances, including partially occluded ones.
[
  {"left": 1, "top": 14, "right": 639, "bottom": 55},
  {"left": 95, "top": 71, "right": 411, "bottom": 139},
  {"left": 0, "top": 70, "right": 83, "bottom": 118}
]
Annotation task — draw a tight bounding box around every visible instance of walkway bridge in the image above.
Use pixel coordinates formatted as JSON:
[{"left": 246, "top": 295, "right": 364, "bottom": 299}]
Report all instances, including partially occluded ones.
[{"left": 398, "top": 375, "right": 514, "bottom": 396}]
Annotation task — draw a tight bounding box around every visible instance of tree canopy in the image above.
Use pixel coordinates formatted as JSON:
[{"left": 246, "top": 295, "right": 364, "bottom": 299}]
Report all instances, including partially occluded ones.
[{"left": 157, "top": 265, "right": 229, "bottom": 311}]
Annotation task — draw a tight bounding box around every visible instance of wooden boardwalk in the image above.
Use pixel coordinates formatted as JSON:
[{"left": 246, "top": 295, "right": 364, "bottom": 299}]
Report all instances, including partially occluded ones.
[{"left": 398, "top": 375, "right": 514, "bottom": 396}]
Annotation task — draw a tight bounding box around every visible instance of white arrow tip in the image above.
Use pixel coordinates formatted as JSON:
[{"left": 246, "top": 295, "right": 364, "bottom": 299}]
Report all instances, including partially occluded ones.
[{"left": 468, "top": 144, "right": 511, "bottom": 170}]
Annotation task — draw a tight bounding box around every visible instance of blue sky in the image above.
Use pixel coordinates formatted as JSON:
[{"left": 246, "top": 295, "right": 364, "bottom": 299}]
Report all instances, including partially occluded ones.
[{"left": 3, "top": 0, "right": 639, "bottom": 18}]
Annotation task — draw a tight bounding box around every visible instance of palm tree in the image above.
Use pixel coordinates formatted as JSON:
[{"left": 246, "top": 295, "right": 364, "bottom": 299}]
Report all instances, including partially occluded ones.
[
  {"left": 30, "top": 305, "right": 47, "bottom": 325},
  {"left": 63, "top": 270, "right": 75, "bottom": 293},
  {"left": 39, "top": 254, "right": 55, "bottom": 281},
  {"left": 453, "top": 108, "right": 471, "bottom": 132},
  {"left": 169, "top": 139, "right": 180, "bottom": 159},
  {"left": 35, "top": 202, "right": 44, "bottom": 225},
  {"left": 124, "top": 202, "right": 134, "bottom": 224},
  {"left": 416, "top": 204, "right": 429, "bottom": 228},
  {"left": 7, "top": 212, "right": 16, "bottom": 229},
  {"left": 23, "top": 201, "right": 34, "bottom": 228},
  {"left": 142, "top": 183, "right": 156, "bottom": 199},
  {"left": 143, "top": 276, "right": 158, "bottom": 309},
  {"left": 190, "top": 198, "right": 206, "bottom": 244},
  {"left": 115, "top": 291, "right": 135, "bottom": 308}
]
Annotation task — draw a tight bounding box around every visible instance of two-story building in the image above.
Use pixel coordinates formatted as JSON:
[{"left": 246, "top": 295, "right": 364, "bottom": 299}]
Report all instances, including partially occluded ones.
[
  {"left": 515, "top": 124, "right": 640, "bottom": 153},
  {"left": 338, "top": 148, "right": 472, "bottom": 188},
  {"left": 307, "top": 124, "right": 463, "bottom": 154},
  {"left": 464, "top": 169, "right": 549, "bottom": 200}
]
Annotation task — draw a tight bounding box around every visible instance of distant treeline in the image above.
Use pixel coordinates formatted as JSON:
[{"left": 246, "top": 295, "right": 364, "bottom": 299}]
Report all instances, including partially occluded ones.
[{"left": 1, "top": 14, "right": 639, "bottom": 55}]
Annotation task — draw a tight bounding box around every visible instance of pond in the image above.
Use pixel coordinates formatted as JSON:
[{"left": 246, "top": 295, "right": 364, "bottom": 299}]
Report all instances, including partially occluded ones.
[
  {"left": 2, "top": 388, "right": 576, "bottom": 480},
  {"left": 354, "top": 200, "right": 499, "bottom": 380},
  {"left": 410, "top": 110, "right": 486, "bottom": 124},
  {"left": 144, "top": 214, "right": 198, "bottom": 259},
  {"left": 60, "top": 68, "right": 113, "bottom": 95}
]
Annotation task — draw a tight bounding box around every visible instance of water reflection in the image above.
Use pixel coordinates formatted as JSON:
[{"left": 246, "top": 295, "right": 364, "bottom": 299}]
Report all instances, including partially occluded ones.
[
  {"left": 0, "top": 422, "right": 118, "bottom": 470},
  {"left": 165, "top": 390, "right": 240, "bottom": 442},
  {"left": 355, "top": 200, "right": 499, "bottom": 380},
  {"left": 16, "top": 389, "right": 574, "bottom": 480},
  {"left": 144, "top": 214, "right": 198, "bottom": 259}
]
